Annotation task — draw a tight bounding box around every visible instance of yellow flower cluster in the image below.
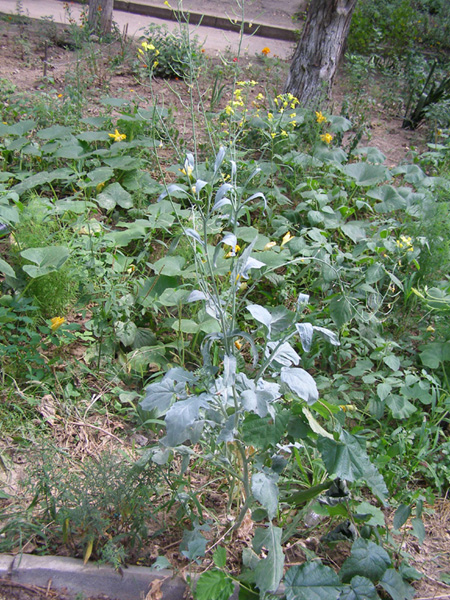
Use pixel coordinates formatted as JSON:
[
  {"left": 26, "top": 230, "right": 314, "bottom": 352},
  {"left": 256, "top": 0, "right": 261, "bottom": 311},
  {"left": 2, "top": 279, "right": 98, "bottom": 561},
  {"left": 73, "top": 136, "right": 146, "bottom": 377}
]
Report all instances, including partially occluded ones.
[
  {"left": 50, "top": 317, "right": 66, "bottom": 332},
  {"left": 109, "top": 129, "right": 126, "bottom": 142},
  {"left": 274, "top": 93, "right": 299, "bottom": 111},
  {"left": 320, "top": 133, "right": 333, "bottom": 144},
  {"left": 396, "top": 235, "right": 414, "bottom": 251},
  {"left": 315, "top": 111, "right": 327, "bottom": 124}
]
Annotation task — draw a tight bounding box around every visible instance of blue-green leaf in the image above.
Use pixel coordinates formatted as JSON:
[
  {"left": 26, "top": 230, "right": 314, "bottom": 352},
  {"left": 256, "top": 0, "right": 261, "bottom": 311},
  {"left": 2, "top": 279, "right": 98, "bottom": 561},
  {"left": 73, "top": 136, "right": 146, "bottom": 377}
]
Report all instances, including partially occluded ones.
[
  {"left": 284, "top": 562, "right": 342, "bottom": 600},
  {"left": 339, "top": 539, "right": 391, "bottom": 584},
  {"left": 379, "top": 569, "right": 415, "bottom": 600},
  {"left": 281, "top": 367, "right": 319, "bottom": 405},
  {"left": 252, "top": 472, "right": 279, "bottom": 520},
  {"left": 253, "top": 524, "right": 284, "bottom": 594},
  {"left": 339, "top": 576, "right": 380, "bottom": 600}
]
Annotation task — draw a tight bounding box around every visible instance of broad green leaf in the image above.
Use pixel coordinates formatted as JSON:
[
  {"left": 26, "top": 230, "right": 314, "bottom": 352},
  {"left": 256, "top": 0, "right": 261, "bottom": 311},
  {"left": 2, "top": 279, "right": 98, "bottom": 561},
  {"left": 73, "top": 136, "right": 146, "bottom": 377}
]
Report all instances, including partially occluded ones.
[
  {"left": 195, "top": 570, "right": 234, "bottom": 600},
  {"left": 55, "top": 144, "right": 84, "bottom": 159},
  {"left": 377, "top": 382, "right": 392, "bottom": 401},
  {"left": 339, "top": 539, "right": 391, "bottom": 584},
  {"left": 284, "top": 562, "right": 342, "bottom": 600},
  {"left": 86, "top": 167, "right": 115, "bottom": 186},
  {"left": 151, "top": 256, "right": 186, "bottom": 277},
  {"left": 213, "top": 546, "right": 227, "bottom": 568},
  {"left": 114, "top": 321, "right": 137, "bottom": 347},
  {"left": 253, "top": 524, "right": 284, "bottom": 594},
  {"left": 386, "top": 394, "right": 416, "bottom": 419},
  {"left": 339, "top": 576, "right": 380, "bottom": 600},
  {"left": 420, "top": 341, "right": 450, "bottom": 368},
  {"left": 0, "top": 257, "right": 15, "bottom": 278},
  {"left": 329, "top": 296, "right": 354, "bottom": 328},
  {"left": 151, "top": 556, "right": 171, "bottom": 570},
  {"left": 411, "top": 517, "right": 426, "bottom": 544},
  {"left": 379, "top": 569, "right": 415, "bottom": 600},
  {"left": 37, "top": 125, "right": 73, "bottom": 140},
  {"left": 365, "top": 264, "right": 385, "bottom": 284},
  {"left": 12, "top": 171, "right": 52, "bottom": 194},
  {"left": 180, "top": 526, "right": 207, "bottom": 561},
  {"left": 343, "top": 163, "right": 391, "bottom": 187},
  {"left": 318, "top": 431, "right": 388, "bottom": 503},
  {"left": 354, "top": 146, "right": 386, "bottom": 164},
  {"left": 341, "top": 222, "right": 367, "bottom": 243},
  {"left": 7, "top": 119, "right": 36, "bottom": 135},
  {"left": 242, "top": 413, "right": 288, "bottom": 448},
  {"left": 356, "top": 501, "right": 385, "bottom": 527},
  {"left": 97, "top": 182, "right": 133, "bottom": 210},
  {"left": 281, "top": 367, "right": 319, "bottom": 405},
  {"left": 328, "top": 115, "right": 352, "bottom": 133},
  {"left": 20, "top": 246, "right": 70, "bottom": 278},
  {"left": 393, "top": 504, "right": 411, "bottom": 530},
  {"left": 383, "top": 355, "right": 401, "bottom": 372},
  {"left": 252, "top": 472, "right": 279, "bottom": 520}
]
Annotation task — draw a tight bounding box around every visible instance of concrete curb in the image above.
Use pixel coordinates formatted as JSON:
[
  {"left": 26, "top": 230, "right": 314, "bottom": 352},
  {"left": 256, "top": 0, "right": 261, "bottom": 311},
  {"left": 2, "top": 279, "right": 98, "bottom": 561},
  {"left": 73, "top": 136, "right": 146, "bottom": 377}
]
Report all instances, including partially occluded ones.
[
  {"left": 69, "top": 0, "right": 299, "bottom": 42},
  {"left": 0, "top": 554, "right": 188, "bottom": 600}
]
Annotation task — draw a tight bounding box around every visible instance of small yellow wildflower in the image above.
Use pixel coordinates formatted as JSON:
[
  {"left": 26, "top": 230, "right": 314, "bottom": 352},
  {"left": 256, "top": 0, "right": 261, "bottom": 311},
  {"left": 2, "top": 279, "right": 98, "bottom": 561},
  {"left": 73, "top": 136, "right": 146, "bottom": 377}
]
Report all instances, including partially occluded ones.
[
  {"left": 180, "top": 165, "right": 193, "bottom": 178},
  {"left": 96, "top": 182, "right": 105, "bottom": 192},
  {"left": 225, "top": 244, "right": 241, "bottom": 258},
  {"left": 263, "top": 241, "right": 276, "bottom": 251},
  {"left": 225, "top": 105, "right": 235, "bottom": 116},
  {"left": 426, "top": 325, "right": 435, "bottom": 332},
  {"left": 281, "top": 130, "right": 288, "bottom": 137},
  {"left": 270, "top": 132, "right": 276, "bottom": 138},
  {"left": 280, "top": 231, "right": 293, "bottom": 248},
  {"left": 57, "top": 93, "right": 63, "bottom": 98},
  {"left": 320, "top": 133, "right": 333, "bottom": 144},
  {"left": 315, "top": 111, "right": 327, "bottom": 124},
  {"left": 153, "top": 61, "right": 159, "bottom": 68},
  {"left": 256, "top": 93, "right": 265, "bottom": 101},
  {"left": 261, "top": 47, "right": 270, "bottom": 56},
  {"left": 234, "top": 339, "right": 243, "bottom": 350},
  {"left": 141, "top": 41, "right": 156, "bottom": 52},
  {"left": 109, "top": 129, "right": 126, "bottom": 142},
  {"left": 164, "top": 0, "right": 172, "bottom": 7},
  {"left": 267, "top": 112, "right": 273, "bottom": 121},
  {"left": 50, "top": 317, "right": 66, "bottom": 332}
]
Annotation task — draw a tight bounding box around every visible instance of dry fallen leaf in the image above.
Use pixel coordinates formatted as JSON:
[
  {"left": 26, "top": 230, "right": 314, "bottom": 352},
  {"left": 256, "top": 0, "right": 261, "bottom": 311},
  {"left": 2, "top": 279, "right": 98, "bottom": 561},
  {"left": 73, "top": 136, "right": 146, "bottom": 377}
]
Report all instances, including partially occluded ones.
[
  {"left": 38, "top": 394, "right": 58, "bottom": 425},
  {"left": 144, "top": 578, "right": 164, "bottom": 600}
]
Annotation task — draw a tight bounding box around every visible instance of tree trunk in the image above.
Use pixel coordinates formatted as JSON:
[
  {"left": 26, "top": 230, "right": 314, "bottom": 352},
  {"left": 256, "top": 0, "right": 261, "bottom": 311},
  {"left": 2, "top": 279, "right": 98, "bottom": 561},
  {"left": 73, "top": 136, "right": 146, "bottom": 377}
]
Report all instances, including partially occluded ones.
[
  {"left": 284, "top": 0, "right": 358, "bottom": 106},
  {"left": 88, "top": 0, "right": 114, "bottom": 36}
]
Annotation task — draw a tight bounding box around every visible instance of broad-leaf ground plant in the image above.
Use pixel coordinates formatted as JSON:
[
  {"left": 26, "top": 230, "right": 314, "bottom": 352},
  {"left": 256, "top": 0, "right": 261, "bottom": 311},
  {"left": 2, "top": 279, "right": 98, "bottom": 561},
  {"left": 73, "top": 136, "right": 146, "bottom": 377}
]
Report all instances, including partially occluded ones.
[{"left": 0, "top": 1, "right": 449, "bottom": 598}]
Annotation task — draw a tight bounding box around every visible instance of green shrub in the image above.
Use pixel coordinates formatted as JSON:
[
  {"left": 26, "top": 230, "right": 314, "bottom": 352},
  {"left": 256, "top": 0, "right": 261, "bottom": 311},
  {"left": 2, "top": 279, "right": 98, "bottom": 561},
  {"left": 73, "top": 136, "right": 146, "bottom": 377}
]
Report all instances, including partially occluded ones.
[{"left": 137, "top": 24, "right": 204, "bottom": 80}]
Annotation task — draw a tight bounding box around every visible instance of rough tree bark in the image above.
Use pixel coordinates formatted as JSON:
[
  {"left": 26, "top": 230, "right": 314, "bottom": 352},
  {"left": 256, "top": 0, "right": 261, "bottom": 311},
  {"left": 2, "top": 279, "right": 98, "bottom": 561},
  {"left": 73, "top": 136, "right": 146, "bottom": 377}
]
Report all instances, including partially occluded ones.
[
  {"left": 284, "top": 0, "right": 358, "bottom": 106},
  {"left": 88, "top": 0, "right": 114, "bottom": 36}
]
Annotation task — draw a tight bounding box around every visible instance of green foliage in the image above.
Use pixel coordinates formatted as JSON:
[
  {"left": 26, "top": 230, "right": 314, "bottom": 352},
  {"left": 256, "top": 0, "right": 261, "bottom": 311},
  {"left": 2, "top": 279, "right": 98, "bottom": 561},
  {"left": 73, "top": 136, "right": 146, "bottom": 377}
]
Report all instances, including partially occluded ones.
[
  {"left": 1, "top": 15, "right": 450, "bottom": 599},
  {"left": 0, "top": 451, "right": 162, "bottom": 564},
  {"left": 138, "top": 24, "right": 204, "bottom": 80}
]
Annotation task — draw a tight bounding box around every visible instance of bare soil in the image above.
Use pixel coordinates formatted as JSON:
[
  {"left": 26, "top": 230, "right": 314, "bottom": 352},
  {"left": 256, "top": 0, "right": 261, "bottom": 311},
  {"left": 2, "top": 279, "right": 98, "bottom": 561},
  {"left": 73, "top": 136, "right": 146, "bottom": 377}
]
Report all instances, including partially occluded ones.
[{"left": 0, "top": 12, "right": 447, "bottom": 600}]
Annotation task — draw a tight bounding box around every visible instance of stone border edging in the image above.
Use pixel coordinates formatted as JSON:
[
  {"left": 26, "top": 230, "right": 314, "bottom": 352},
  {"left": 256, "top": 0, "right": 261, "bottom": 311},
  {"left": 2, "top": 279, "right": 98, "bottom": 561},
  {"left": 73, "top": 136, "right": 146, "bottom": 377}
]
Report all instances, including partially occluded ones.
[
  {"left": 0, "top": 554, "right": 189, "bottom": 600},
  {"left": 67, "top": 0, "right": 299, "bottom": 42}
]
